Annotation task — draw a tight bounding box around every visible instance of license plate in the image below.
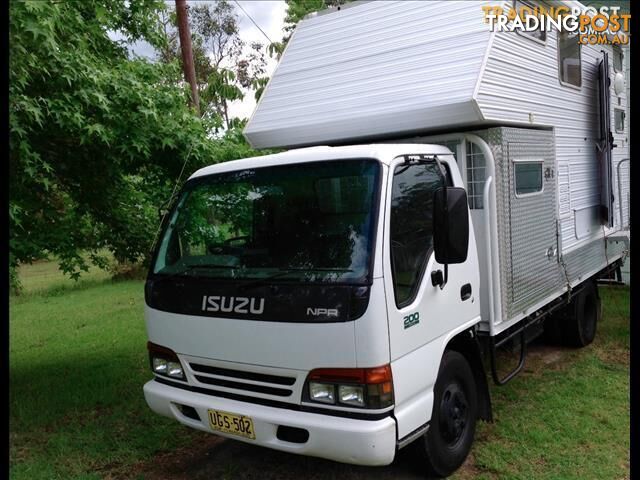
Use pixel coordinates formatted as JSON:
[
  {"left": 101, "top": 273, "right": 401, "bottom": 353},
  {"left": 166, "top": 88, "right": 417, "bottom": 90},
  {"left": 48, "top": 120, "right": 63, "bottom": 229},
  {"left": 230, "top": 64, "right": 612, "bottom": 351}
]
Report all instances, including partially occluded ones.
[{"left": 207, "top": 409, "right": 255, "bottom": 439}]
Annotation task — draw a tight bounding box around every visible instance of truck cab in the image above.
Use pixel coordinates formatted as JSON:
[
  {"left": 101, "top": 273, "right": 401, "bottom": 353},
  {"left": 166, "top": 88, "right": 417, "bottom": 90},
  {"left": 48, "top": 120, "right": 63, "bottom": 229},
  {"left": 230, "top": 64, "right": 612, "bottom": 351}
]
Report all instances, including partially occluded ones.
[{"left": 143, "top": 144, "right": 485, "bottom": 474}]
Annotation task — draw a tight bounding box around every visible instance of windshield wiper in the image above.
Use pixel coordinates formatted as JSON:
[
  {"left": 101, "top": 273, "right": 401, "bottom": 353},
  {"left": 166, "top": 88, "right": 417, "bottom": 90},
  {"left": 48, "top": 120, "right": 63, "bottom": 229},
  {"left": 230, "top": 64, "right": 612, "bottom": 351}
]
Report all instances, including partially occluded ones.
[
  {"left": 185, "top": 264, "right": 240, "bottom": 270},
  {"left": 154, "top": 264, "right": 241, "bottom": 282},
  {"left": 240, "top": 267, "right": 353, "bottom": 291}
]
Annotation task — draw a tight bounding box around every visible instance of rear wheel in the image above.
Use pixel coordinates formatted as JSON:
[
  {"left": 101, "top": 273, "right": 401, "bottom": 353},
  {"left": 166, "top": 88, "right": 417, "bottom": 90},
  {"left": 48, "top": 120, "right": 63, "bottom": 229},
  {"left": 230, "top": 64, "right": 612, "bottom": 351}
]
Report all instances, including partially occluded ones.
[
  {"left": 563, "top": 281, "right": 601, "bottom": 347},
  {"left": 421, "top": 350, "right": 477, "bottom": 478}
]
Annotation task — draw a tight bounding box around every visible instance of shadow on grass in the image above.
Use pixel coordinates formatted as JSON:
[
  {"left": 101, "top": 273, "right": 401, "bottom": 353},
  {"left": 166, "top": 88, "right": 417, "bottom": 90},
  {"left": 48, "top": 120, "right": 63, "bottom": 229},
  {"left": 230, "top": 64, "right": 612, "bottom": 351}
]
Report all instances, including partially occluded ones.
[
  {"left": 128, "top": 433, "right": 432, "bottom": 480},
  {"left": 10, "top": 352, "right": 150, "bottom": 430}
]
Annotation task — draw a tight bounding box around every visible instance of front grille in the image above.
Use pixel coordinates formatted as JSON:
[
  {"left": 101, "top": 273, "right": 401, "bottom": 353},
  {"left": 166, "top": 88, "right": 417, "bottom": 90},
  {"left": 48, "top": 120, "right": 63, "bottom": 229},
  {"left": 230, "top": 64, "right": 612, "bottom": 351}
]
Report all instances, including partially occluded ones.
[
  {"left": 193, "top": 375, "right": 292, "bottom": 397},
  {"left": 188, "top": 362, "right": 296, "bottom": 398},
  {"left": 190, "top": 363, "right": 296, "bottom": 386}
]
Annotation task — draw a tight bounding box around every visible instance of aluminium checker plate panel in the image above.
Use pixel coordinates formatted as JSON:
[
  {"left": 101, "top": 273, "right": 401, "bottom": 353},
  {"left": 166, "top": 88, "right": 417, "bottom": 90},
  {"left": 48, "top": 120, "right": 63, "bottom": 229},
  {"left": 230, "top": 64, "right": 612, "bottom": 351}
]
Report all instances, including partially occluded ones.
[
  {"left": 473, "top": 126, "right": 627, "bottom": 329},
  {"left": 473, "top": 127, "right": 563, "bottom": 324}
]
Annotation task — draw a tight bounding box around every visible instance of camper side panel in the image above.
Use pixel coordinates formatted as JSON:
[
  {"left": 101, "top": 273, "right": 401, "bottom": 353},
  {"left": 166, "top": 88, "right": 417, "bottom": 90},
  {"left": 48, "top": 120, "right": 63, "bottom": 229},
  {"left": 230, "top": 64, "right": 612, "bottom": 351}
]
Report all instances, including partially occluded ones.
[
  {"left": 476, "top": 28, "right": 630, "bottom": 255},
  {"left": 478, "top": 127, "right": 626, "bottom": 332}
]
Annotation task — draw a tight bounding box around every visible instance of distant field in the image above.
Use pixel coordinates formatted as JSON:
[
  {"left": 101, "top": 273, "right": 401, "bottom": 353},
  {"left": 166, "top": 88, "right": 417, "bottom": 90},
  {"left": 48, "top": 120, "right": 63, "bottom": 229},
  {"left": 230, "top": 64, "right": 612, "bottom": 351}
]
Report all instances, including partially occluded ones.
[
  {"left": 16, "top": 256, "right": 112, "bottom": 294},
  {"left": 9, "top": 260, "right": 630, "bottom": 479}
]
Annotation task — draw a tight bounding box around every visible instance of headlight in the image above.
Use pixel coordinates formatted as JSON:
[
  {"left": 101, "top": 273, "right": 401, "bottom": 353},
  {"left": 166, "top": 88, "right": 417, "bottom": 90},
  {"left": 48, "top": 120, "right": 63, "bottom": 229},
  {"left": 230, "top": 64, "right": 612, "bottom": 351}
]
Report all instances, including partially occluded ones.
[
  {"left": 148, "top": 341, "right": 186, "bottom": 380},
  {"left": 309, "top": 382, "right": 335, "bottom": 404},
  {"left": 338, "top": 385, "right": 365, "bottom": 407},
  {"left": 167, "top": 361, "right": 184, "bottom": 378},
  {"left": 152, "top": 357, "right": 168, "bottom": 374}
]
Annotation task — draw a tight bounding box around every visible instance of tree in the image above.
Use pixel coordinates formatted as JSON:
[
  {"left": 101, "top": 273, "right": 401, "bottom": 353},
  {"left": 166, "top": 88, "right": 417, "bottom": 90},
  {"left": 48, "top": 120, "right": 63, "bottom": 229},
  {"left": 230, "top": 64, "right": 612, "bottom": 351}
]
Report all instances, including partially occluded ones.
[
  {"left": 158, "top": 1, "right": 268, "bottom": 130},
  {"left": 8, "top": 0, "right": 243, "bottom": 291},
  {"left": 282, "top": 0, "right": 348, "bottom": 41}
]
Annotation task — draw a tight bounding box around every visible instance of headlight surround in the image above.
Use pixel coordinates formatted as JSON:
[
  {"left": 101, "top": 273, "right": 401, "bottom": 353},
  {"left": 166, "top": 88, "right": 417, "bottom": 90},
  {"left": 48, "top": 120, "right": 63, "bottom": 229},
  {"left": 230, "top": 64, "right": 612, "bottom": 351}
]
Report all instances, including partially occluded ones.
[
  {"left": 305, "top": 365, "right": 393, "bottom": 409},
  {"left": 148, "top": 341, "right": 186, "bottom": 380}
]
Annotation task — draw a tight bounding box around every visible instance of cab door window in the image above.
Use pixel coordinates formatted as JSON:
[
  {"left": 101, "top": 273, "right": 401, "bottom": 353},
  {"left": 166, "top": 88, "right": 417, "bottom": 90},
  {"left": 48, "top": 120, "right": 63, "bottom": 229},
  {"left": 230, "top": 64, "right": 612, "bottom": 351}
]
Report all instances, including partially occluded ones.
[{"left": 390, "top": 162, "right": 446, "bottom": 307}]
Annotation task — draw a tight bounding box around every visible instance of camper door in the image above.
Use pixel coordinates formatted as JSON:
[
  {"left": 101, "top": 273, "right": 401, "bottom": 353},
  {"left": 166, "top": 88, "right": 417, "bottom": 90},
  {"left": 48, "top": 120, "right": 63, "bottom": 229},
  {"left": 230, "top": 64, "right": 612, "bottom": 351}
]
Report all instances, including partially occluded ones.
[{"left": 597, "top": 52, "right": 614, "bottom": 228}]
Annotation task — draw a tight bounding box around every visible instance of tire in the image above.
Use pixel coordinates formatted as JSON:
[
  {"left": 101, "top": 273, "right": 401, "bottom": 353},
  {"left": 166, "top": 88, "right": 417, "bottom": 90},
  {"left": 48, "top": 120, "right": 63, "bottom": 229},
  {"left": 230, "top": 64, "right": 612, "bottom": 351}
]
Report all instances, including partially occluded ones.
[
  {"left": 563, "top": 281, "right": 601, "bottom": 348},
  {"left": 422, "top": 350, "right": 478, "bottom": 478}
]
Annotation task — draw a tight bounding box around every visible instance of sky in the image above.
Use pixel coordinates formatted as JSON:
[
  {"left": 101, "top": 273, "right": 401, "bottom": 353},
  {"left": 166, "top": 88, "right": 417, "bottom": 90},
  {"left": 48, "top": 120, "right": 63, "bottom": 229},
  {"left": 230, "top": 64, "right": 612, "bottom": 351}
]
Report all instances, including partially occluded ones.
[
  {"left": 116, "top": 1, "right": 287, "bottom": 120},
  {"left": 228, "top": 1, "right": 287, "bottom": 119}
]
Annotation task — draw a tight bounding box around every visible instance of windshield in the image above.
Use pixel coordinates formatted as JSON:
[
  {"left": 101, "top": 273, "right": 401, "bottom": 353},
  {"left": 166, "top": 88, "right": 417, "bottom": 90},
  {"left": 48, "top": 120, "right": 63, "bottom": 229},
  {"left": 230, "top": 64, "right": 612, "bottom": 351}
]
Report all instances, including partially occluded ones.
[{"left": 153, "top": 159, "right": 381, "bottom": 284}]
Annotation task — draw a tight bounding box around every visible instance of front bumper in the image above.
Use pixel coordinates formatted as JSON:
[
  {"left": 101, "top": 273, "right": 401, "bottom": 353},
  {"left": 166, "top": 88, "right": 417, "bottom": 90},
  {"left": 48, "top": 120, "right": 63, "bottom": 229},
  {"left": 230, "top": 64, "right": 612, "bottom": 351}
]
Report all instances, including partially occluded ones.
[{"left": 143, "top": 379, "right": 397, "bottom": 466}]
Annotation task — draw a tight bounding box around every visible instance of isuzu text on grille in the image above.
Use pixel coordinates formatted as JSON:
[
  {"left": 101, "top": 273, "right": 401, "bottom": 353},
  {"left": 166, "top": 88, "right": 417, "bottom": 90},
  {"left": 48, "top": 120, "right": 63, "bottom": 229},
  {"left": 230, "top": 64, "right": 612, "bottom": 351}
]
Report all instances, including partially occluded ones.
[{"left": 201, "top": 295, "right": 265, "bottom": 314}]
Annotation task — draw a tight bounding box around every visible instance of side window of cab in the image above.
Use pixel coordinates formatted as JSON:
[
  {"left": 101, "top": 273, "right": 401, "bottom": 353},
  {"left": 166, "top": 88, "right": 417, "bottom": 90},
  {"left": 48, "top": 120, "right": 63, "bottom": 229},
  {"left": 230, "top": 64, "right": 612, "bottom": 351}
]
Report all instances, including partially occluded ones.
[{"left": 389, "top": 162, "right": 447, "bottom": 307}]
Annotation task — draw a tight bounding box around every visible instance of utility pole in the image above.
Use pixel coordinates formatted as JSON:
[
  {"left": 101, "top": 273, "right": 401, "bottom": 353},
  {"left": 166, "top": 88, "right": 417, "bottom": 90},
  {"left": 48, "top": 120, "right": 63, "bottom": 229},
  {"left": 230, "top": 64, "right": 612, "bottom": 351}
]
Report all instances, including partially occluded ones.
[{"left": 175, "top": 0, "right": 200, "bottom": 116}]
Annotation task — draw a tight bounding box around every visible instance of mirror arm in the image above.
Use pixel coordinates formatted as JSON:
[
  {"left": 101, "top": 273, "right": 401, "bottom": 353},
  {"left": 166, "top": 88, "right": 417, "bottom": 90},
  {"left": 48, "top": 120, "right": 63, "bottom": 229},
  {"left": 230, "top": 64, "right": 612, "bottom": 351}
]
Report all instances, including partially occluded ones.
[
  {"left": 440, "top": 172, "right": 449, "bottom": 290},
  {"left": 440, "top": 263, "right": 448, "bottom": 290}
]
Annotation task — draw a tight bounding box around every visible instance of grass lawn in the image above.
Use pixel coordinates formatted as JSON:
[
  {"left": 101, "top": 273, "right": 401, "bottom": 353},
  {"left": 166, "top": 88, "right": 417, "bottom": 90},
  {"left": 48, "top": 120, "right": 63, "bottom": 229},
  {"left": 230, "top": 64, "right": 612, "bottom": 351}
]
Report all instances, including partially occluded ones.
[
  {"left": 16, "top": 255, "right": 113, "bottom": 295},
  {"left": 9, "top": 267, "right": 630, "bottom": 480},
  {"left": 453, "top": 284, "right": 630, "bottom": 480},
  {"left": 10, "top": 279, "right": 199, "bottom": 480}
]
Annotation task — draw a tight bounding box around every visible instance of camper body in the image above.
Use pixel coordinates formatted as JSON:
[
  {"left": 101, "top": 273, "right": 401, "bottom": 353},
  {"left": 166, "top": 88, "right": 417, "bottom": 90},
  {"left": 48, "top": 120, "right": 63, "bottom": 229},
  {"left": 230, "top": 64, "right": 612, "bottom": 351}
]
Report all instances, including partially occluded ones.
[{"left": 144, "top": 0, "right": 629, "bottom": 476}]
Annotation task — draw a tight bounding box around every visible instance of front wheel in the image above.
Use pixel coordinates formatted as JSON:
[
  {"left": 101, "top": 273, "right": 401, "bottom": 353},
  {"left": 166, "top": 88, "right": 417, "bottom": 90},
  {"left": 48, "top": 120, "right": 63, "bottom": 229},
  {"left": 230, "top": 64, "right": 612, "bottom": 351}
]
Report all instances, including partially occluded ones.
[{"left": 422, "top": 350, "right": 478, "bottom": 478}]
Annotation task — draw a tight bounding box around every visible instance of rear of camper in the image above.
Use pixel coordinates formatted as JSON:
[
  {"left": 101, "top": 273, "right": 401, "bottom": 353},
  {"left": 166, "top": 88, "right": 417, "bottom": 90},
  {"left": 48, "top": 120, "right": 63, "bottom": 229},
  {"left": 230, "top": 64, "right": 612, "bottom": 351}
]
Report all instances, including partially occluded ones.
[{"left": 143, "top": 1, "right": 630, "bottom": 478}]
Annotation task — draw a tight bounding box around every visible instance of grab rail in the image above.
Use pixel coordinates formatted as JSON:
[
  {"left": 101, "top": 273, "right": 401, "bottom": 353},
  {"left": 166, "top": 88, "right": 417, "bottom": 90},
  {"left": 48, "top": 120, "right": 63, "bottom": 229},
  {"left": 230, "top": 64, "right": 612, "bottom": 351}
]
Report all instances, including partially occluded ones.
[{"left": 465, "top": 134, "right": 502, "bottom": 332}]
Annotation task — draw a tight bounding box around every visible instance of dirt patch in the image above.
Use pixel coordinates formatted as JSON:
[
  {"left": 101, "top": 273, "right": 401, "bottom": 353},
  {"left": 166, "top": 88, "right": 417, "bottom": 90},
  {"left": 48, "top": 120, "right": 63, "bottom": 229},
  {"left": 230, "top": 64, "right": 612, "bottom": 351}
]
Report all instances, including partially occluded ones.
[
  {"left": 124, "top": 435, "right": 435, "bottom": 480},
  {"left": 453, "top": 452, "right": 497, "bottom": 480},
  {"left": 492, "top": 341, "right": 576, "bottom": 380},
  {"left": 594, "top": 345, "right": 630, "bottom": 366},
  {"left": 116, "top": 435, "right": 225, "bottom": 480}
]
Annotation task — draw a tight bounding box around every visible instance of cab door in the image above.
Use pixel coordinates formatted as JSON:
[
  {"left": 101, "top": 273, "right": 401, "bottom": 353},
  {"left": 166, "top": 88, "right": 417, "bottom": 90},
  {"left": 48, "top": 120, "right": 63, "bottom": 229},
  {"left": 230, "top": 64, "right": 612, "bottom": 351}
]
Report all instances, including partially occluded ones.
[{"left": 382, "top": 154, "right": 481, "bottom": 438}]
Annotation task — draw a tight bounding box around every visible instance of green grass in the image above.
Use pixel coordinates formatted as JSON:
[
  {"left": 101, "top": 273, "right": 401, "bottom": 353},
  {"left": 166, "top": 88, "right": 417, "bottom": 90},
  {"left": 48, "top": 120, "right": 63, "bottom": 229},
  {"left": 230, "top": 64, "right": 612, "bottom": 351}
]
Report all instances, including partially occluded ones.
[
  {"left": 16, "top": 256, "right": 112, "bottom": 295},
  {"left": 10, "top": 260, "right": 629, "bottom": 480},
  {"left": 452, "top": 285, "right": 630, "bottom": 480},
  {"left": 10, "top": 279, "right": 198, "bottom": 480}
]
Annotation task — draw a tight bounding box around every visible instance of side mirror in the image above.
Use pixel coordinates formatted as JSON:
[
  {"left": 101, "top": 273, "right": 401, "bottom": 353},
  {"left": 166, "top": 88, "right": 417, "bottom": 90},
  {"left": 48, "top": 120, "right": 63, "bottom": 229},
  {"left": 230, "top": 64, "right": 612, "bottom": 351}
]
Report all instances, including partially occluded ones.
[{"left": 433, "top": 187, "right": 469, "bottom": 265}]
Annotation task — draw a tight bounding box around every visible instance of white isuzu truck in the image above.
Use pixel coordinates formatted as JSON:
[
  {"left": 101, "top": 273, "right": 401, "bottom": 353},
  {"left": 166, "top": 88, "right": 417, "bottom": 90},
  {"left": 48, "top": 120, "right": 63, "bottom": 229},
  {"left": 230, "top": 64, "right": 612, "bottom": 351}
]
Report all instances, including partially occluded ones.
[{"left": 144, "top": 1, "right": 630, "bottom": 477}]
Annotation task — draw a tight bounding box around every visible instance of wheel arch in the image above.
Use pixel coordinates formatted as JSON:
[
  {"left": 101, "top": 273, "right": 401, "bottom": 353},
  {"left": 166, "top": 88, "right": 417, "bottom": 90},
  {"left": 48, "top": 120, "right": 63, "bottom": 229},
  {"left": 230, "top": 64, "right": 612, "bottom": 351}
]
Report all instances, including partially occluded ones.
[{"left": 445, "top": 329, "right": 493, "bottom": 422}]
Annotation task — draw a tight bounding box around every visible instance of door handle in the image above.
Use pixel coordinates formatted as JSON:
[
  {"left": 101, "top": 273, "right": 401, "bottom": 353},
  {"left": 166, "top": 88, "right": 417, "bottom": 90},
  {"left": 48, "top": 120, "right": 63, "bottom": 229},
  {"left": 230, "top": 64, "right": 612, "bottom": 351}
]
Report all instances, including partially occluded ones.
[{"left": 461, "top": 283, "right": 472, "bottom": 301}]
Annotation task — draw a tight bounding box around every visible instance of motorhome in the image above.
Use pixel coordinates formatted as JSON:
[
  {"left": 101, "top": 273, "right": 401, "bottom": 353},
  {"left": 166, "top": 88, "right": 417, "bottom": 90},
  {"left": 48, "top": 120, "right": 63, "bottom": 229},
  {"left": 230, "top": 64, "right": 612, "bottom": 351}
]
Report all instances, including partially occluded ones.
[{"left": 144, "top": 1, "right": 630, "bottom": 477}]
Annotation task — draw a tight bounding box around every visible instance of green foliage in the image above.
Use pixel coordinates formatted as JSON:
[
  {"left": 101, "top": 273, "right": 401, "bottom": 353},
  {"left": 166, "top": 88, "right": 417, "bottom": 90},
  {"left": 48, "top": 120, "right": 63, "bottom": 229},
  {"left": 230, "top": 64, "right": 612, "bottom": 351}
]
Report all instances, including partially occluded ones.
[
  {"left": 283, "top": 0, "right": 349, "bottom": 38},
  {"left": 9, "top": 0, "right": 270, "bottom": 289},
  {"left": 158, "top": 1, "right": 268, "bottom": 129},
  {"left": 284, "top": 0, "right": 327, "bottom": 34}
]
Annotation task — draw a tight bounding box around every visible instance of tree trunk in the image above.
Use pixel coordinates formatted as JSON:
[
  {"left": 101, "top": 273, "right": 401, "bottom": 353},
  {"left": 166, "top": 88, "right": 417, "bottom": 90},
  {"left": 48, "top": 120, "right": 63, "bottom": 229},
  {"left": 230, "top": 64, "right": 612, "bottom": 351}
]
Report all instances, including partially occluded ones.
[{"left": 175, "top": 0, "right": 200, "bottom": 116}]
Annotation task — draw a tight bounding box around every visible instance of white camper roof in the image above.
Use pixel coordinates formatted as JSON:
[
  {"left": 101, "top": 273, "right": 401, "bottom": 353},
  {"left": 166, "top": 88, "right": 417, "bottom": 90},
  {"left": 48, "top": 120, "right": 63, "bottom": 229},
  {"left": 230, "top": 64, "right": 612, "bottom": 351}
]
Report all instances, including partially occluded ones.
[
  {"left": 244, "top": 0, "right": 496, "bottom": 149},
  {"left": 244, "top": 0, "right": 595, "bottom": 149}
]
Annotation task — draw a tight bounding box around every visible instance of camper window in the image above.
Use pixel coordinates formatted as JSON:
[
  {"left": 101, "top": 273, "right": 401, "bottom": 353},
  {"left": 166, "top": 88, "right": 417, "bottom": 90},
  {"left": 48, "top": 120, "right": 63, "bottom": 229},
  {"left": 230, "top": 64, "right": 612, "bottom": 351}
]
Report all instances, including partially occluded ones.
[
  {"left": 514, "top": 0, "right": 546, "bottom": 44},
  {"left": 514, "top": 161, "right": 543, "bottom": 197},
  {"left": 613, "top": 45, "right": 624, "bottom": 72},
  {"left": 615, "top": 109, "right": 625, "bottom": 133},
  {"left": 558, "top": 31, "right": 581, "bottom": 88}
]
